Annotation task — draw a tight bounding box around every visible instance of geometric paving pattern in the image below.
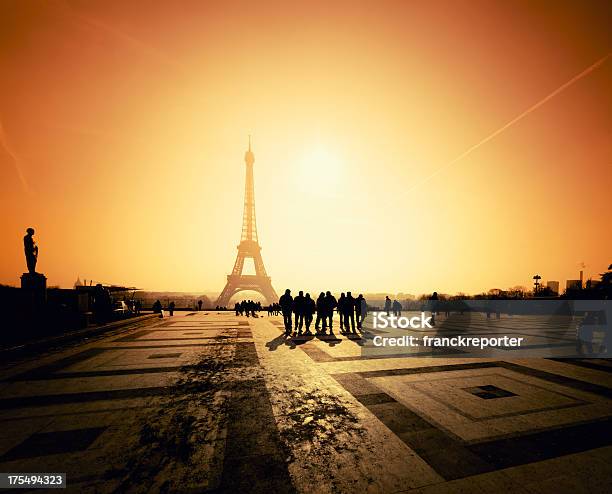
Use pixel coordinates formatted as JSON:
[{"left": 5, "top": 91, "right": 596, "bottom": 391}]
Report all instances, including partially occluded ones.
[
  {"left": 331, "top": 365, "right": 612, "bottom": 479},
  {"left": 291, "top": 314, "right": 612, "bottom": 488},
  {"left": 0, "top": 312, "right": 276, "bottom": 492},
  {"left": 0, "top": 311, "right": 610, "bottom": 492}
]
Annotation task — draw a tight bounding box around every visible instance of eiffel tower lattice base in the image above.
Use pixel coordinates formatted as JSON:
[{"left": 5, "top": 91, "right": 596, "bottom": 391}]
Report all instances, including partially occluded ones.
[{"left": 216, "top": 241, "right": 278, "bottom": 306}]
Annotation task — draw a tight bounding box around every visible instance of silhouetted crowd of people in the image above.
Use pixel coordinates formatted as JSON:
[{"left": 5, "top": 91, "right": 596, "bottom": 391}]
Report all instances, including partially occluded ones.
[
  {"left": 276, "top": 289, "right": 368, "bottom": 336},
  {"left": 151, "top": 300, "right": 176, "bottom": 317},
  {"left": 383, "top": 295, "right": 404, "bottom": 316},
  {"left": 234, "top": 300, "right": 262, "bottom": 317},
  {"left": 267, "top": 303, "right": 282, "bottom": 316}
]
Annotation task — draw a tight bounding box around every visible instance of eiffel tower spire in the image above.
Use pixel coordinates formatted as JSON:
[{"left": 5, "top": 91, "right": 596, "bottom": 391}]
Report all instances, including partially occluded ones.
[
  {"left": 215, "top": 138, "right": 278, "bottom": 307},
  {"left": 241, "top": 134, "right": 258, "bottom": 243}
]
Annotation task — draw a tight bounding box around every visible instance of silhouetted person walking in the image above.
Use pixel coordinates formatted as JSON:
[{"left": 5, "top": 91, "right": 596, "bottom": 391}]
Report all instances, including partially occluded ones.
[
  {"left": 304, "top": 293, "right": 315, "bottom": 334},
  {"left": 384, "top": 296, "right": 392, "bottom": 316},
  {"left": 93, "top": 283, "right": 112, "bottom": 323},
  {"left": 338, "top": 293, "right": 346, "bottom": 330},
  {"left": 198, "top": 300, "right": 203, "bottom": 311},
  {"left": 315, "top": 292, "right": 326, "bottom": 332},
  {"left": 152, "top": 299, "right": 163, "bottom": 317},
  {"left": 392, "top": 299, "right": 402, "bottom": 317},
  {"left": 324, "top": 291, "right": 337, "bottom": 332},
  {"left": 429, "top": 291, "right": 439, "bottom": 326},
  {"left": 356, "top": 294, "right": 367, "bottom": 329},
  {"left": 294, "top": 290, "right": 305, "bottom": 334},
  {"left": 168, "top": 301, "right": 175, "bottom": 316},
  {"left": 23, "top": 228, "right": 38, "bottom": 274},
  {"left": 279, "top": 289, "right": 294, "bottom": 335},
  {"left": 344, "top": 291, "right": 356, "bottom": 332}
]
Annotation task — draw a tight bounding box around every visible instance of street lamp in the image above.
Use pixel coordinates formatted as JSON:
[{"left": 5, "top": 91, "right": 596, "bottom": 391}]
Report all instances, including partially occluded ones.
[{"left": 533, "top": 274, "right": 541, "bottom": 294}]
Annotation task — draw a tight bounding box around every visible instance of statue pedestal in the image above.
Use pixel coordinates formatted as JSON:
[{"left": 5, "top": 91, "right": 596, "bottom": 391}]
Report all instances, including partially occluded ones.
[{"left": 21, "top": 272, "right": 47, "bottom": 308}]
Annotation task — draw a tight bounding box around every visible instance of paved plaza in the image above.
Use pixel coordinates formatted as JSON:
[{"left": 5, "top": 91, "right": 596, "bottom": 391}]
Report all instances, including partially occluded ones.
[{"left": 0, "top": 311, "right": 611, "bottom": 493}]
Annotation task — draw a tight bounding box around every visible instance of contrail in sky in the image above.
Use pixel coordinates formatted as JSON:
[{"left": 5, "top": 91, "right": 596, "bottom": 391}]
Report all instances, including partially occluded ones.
[
  {"left": 0, "top": 118, "right": 30, "bottom": 194},
  {"left": 405, "top": 52, "right": 610, "bottom": 193},
  {"left": 60, "top": 0, "right": 184, "bottom": 70},
  {"left": 37, "top": 2, "right": 195, "bottom": 147}
]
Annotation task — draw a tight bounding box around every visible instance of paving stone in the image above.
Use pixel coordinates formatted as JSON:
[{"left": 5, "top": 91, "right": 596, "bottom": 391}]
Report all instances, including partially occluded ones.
[
  {"left": 355, "top": 392, "right": 397, "bottom": 406},
  {"left": 220, "top": 453, "right": 295, "bottom": 493},
  {"left": 367, "top": 402, "right": 436, "bottom": 435},
  {"left": 330, "top": 372, "right": 382, "bottom": 396},
  {"left": 0, "top": 427, "right": 107, "bottom": 461},
  {"left": 147, "top": 352, "right": 182, "bottom": 359},
  {"left": 463, "top": 385, "right": 518, "bottom": 399}
]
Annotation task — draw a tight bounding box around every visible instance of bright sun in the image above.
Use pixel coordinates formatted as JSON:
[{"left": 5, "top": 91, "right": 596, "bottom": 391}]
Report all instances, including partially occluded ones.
[{"left": 297, "top": 146, "right": 344, "bottom": 193}]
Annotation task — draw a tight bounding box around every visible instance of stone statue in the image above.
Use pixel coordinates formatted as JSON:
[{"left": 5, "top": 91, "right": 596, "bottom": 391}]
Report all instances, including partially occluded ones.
[{"left": 24, "top": 227, "right": 38, "bottom": 274}]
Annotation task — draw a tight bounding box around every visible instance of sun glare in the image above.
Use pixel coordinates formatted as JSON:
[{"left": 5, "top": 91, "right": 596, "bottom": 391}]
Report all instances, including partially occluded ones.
[{"left": 297, "top": 146, "right": 344, "bottom": 194}]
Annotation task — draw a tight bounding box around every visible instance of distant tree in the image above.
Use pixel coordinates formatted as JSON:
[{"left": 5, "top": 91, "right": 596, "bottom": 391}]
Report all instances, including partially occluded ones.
[
  {"left": 397, "top": 293, "right": 416, "bottom": 300},
  {"left": 600, "top": 264, "right": 612, "bottom": 286},
  {"left": 535, "top": 286, "right": 555, "bottom": 297},
  {"left": 508, "top": 286, "right": 527, "bottom": 298},
  {"left": 595, "top": 264, "right": 612, "bottom": 298},
  {"left": 198, "top": 295, "right": 212, "bottom": 309}
]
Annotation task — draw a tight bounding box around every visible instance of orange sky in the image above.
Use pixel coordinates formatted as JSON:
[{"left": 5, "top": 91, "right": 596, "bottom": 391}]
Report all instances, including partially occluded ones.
[{"left": 1, "top": 0, "right": 610, "bottom": 296}]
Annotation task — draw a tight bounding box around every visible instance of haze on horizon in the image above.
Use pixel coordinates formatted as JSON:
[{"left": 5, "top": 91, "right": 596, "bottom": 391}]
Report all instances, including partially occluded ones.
[{"left": 0, "top": 0, "right": 610, "bottom": 296}]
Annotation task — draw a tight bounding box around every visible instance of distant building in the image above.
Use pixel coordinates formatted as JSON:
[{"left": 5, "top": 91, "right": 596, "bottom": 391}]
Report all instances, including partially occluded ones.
[
  {"left": 546, "top": 281, "right": 559, "bottom": 294},
  {"left": 566, "top": 279, "right": 581, "bottom": 291},
  {"left": 586, "top": 279, "right": 600, "bottom": 289},
  {"left": 74, "top": 276, "right": 83, "bottom": 288}
]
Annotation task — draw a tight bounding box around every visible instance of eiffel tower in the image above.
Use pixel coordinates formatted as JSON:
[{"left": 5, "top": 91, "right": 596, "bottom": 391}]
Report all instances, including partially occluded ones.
[{"left": 216, "top": 138, "right": 278, "bottom": 307}]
